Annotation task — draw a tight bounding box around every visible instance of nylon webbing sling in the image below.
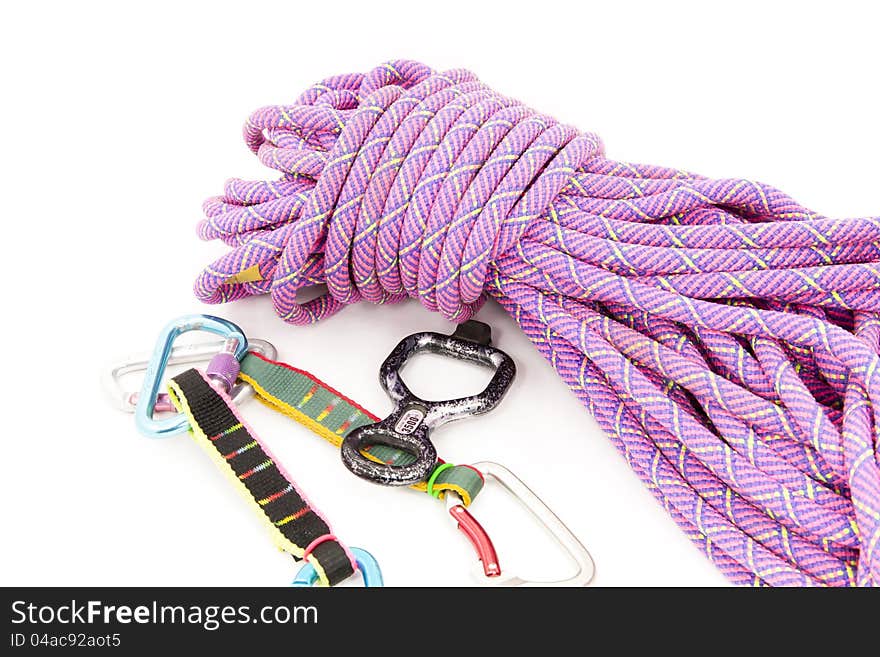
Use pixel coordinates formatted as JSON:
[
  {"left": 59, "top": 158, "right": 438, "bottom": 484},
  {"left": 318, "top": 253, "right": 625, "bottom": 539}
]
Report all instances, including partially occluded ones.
[
  {"left": 167, "top": 367, "right": 355, "bottom": 586},
  {"left": 239, "top": 351, "right": 485, "bottom": 506}
]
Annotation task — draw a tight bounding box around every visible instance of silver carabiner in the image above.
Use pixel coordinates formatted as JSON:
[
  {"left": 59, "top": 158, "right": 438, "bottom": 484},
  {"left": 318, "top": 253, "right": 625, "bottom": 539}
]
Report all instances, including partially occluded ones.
[
  {"left": 446, "top": 461, "right": 595, "bottom": 587},
  {"left": 104, "top": 337, "right": 277, "bottom": 413}
]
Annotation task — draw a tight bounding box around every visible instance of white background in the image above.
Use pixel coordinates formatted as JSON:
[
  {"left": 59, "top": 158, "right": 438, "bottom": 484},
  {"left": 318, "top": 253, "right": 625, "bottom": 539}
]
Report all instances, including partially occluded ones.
[{"left": 2, "top": 1, "right": 878, "bottom": 587}]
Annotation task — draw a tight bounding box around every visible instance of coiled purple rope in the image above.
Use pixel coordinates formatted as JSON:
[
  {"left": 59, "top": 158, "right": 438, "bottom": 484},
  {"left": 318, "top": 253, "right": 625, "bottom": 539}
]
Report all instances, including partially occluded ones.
[{"left": 195, "top": 60, "right": 880, "bottom": 586}]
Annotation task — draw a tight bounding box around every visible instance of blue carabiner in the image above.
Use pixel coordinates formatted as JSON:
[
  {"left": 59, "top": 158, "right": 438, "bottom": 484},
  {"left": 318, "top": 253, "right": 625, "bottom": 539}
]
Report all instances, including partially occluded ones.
[
  {"left": 134, "top": 314, "right": 248, "bottom": 438},
  {"left": 291, "top": 548, "right": 384, "bottom": 587}
]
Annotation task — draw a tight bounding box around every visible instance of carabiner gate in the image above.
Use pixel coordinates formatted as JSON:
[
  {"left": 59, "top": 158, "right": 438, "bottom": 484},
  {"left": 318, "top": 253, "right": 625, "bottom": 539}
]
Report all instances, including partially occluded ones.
[
  {"left": 446, "top": 493, "right": 502, "bottom": 578},
  {"left": 446, "top": 461, "right": 595, "bottom": 586}
]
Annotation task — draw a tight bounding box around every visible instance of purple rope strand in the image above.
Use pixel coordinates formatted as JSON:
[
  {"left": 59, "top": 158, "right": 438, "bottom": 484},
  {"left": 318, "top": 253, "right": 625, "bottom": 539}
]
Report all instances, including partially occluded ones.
[{"left": 194, "top": 60, "right": 880, "bottom": 586}]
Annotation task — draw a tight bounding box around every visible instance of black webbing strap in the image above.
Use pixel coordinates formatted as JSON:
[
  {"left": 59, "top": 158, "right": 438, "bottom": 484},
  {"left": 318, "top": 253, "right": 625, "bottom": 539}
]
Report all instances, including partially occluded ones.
[{"left": 166, "top": 368, "right": 355, "bottom": 586}]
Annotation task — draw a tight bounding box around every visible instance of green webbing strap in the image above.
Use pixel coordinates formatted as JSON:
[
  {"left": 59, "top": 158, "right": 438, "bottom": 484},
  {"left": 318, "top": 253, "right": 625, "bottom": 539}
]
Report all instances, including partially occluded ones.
[
  {"left": 239, "top": 352, "right": 485, "bottom": 506},
  {"left": 167, "top": 368, "right": 356, "bottom": 586}
]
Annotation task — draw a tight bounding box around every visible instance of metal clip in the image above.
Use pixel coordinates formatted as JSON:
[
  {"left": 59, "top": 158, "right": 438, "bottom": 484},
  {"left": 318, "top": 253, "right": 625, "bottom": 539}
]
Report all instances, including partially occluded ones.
[
  {"left": 341, "top": 320, "right": 516, "bottom": 486},
  {"left": 133, "top": 315, "right": 251, "bottom": 438},
  {"left": 105, "top": 337, "right": 276, "bottom": 413},
  {"left": 446, "top": 462, "right": 595, "bottom": 586}
]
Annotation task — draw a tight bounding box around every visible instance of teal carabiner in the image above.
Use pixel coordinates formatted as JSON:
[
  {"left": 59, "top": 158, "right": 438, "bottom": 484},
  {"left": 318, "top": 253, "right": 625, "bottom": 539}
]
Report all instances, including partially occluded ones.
[
  {"left": 291, "top": 548, "right": 384, "bottom": 587},
  {"left": 134, "top": 314, "right": 248, "bottom": 438}
]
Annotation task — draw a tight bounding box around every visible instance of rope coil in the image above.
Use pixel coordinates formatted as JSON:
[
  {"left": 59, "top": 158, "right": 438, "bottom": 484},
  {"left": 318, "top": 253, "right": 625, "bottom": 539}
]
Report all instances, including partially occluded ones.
[{"left": 195, "top": 59, "right": 880, "bottom": 586}]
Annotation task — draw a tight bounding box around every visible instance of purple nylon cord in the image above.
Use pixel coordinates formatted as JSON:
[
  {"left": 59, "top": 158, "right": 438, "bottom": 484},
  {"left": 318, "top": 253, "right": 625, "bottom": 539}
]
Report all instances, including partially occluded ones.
[{"left": 194, "top": 60, "right": 880, "bottom": 587}]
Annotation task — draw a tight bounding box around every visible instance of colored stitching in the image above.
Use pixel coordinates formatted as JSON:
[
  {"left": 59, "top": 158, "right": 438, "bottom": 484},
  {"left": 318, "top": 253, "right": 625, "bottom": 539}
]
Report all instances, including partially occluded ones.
[
  {"left": 224, "top": 440, "right": 258, "bottom": 459},
  {"left": 238, "top": 459, "right": 273, "bottom": 480},
  {"left": 258, "top": 485, "right": 294, "bottom": 506},
  {"left": 209, "top": 423, "right": 243, "bottom": 441},
  {"left": 275, "top": 507, "right": 310, "bottom": 527}
]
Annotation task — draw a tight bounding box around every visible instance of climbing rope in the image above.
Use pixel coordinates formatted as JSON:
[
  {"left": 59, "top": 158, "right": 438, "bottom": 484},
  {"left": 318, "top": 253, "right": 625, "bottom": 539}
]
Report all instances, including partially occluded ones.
[{"left": 194, "top": 59, "right": 880, "bottom": 586}]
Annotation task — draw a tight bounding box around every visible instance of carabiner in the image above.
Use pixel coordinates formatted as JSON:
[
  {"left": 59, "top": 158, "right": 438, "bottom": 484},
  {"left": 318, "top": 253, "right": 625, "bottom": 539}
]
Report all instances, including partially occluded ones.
[
  {"left": 105, "top": 337, "right": 277, "bottom": 413},
  {"left": 291, "top": 548, "right": 384, "bottom": 587},
  {"left": 134, "top": 314, "right": 248, "bottom": 438},
  {"left": 446, "top": 461, "right": 595, "bottom": 586}
]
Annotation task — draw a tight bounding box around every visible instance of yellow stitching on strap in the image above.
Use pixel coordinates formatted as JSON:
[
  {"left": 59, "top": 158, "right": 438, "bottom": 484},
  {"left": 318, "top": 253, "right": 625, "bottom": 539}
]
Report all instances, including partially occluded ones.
[
  {"left": 166, "top": 376, "right": 307, "bottom": 558},
  {"left": 239, "top": 372, "right": 345, "bottom": 447}
]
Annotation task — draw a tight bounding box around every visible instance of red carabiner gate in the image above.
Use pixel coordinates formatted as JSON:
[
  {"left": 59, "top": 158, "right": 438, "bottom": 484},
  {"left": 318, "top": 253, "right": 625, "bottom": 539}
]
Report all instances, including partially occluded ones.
[{"left": 446, "top": 492, "right": 501, "bottom": 578}]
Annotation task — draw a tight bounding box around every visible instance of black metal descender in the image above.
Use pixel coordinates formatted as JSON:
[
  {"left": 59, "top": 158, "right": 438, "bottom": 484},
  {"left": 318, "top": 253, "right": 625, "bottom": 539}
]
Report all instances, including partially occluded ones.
[{"left": 340, "top": 320, "right": 516, "bottom": 486}]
